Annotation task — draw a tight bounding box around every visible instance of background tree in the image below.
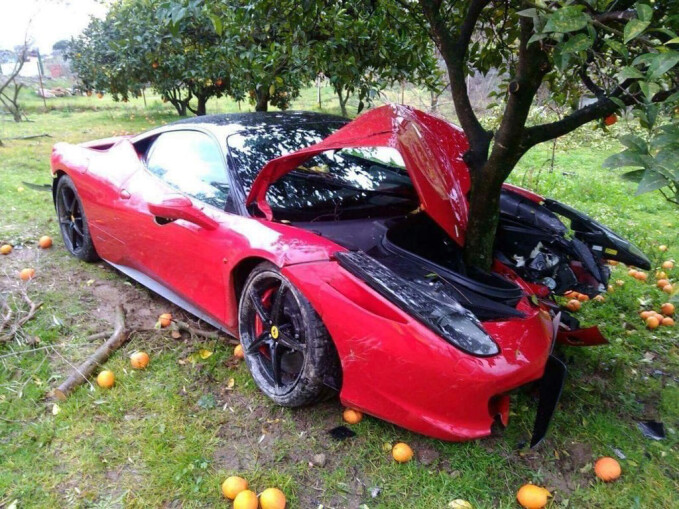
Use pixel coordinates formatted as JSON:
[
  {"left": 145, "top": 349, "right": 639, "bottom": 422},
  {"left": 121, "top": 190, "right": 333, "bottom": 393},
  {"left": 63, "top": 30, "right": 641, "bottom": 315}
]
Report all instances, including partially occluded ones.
[
  {"left": 69, "top": 0, "right": 230, "bottom": 116},
  {"left": 0, "top": 40, "right": 29, "bottom": 123},
  {"left": 314, "top": 1, "right": 442, "bottom": 116}
]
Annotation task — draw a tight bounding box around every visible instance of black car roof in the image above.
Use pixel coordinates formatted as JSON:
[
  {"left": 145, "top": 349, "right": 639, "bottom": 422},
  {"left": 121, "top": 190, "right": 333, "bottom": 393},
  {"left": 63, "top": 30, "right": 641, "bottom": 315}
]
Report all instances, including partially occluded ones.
[{"left": 170, "top": 111, "right": 348, "bottom": 133}]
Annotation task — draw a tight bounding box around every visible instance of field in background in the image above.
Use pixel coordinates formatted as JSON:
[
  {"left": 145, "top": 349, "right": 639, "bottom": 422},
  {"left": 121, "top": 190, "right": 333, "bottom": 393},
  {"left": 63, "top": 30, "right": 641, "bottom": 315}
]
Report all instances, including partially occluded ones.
[{"left": 1, "top": 92, "right": 678, "bottom": 508}]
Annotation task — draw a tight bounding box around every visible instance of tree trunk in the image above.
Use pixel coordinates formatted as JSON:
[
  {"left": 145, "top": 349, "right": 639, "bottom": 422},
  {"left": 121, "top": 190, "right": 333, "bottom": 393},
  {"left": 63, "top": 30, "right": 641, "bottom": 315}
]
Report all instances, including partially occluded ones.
[
  {"left": 336, "top": 87, "right": 349, "bottom": 117},
  {"left": 255, "top": 88, "right": 269, "bottom": 112},
  {"left": 170, "top": 99, "right": 187, "bottom": 116},
  {"left": 188, "top": 94, "right": 208, "bottom": 116}
]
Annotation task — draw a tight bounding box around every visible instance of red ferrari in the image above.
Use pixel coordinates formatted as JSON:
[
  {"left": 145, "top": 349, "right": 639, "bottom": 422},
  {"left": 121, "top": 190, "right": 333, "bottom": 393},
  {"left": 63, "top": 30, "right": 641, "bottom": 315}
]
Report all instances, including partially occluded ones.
[{"left": 50, "top": 105, "right": 649, "bottom": 446}]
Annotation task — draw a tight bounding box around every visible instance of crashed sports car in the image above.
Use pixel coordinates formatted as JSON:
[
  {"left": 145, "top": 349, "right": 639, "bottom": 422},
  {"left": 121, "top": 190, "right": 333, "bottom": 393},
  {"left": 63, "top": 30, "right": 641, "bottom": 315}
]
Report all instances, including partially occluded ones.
[{"left": 50, "top": 105, "right": 649, "bottom": 446}]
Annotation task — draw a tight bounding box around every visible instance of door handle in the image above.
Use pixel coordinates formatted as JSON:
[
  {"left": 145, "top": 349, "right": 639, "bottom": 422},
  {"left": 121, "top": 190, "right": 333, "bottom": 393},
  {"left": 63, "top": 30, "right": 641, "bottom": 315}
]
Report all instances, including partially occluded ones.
[{"left": 120, "top": 189, "right": 131, "bottom": 199}]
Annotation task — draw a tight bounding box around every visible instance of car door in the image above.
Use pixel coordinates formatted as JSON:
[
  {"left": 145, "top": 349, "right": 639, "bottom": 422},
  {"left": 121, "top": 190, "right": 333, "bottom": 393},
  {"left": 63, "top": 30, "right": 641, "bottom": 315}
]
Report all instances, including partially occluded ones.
[{"left": 115, "top": 129, "right": 234, "bottom": 324}]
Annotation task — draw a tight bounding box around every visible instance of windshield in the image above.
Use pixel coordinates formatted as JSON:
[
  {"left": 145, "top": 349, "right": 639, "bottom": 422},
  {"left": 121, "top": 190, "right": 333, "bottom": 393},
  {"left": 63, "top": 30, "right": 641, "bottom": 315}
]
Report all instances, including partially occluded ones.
[{"left": 227, "top": 124, "right": 419, "bottom": 221}]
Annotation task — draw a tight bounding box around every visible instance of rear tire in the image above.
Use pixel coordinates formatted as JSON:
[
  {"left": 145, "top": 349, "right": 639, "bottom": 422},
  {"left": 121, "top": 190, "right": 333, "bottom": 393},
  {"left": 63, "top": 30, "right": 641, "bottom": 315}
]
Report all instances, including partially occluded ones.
[
  {"left": 238, "top": 262, "right": 340, "bottom": 407},
  {"left": 55, "top": 175, "right": 99, "bottom": 262}
]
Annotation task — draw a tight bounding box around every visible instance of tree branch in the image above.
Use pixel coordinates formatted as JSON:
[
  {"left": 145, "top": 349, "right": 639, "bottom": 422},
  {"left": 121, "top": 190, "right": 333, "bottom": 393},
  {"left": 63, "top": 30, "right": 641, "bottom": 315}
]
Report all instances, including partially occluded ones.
[{"left": 418, "top": 0, "right": 493, "bottom": 170}]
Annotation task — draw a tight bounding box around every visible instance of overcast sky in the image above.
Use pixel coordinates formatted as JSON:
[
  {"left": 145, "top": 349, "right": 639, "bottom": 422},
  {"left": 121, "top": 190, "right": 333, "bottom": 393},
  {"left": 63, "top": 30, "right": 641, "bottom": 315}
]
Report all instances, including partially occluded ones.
[{"left": 0, "top": 0, "right": 109, "bottom": 53}]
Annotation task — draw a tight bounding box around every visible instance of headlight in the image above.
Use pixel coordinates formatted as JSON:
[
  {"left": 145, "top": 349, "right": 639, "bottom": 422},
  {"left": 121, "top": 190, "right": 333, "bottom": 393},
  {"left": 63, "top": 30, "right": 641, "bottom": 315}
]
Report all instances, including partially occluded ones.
[{"left": 335, "top": 251, "right": 500, "bottom": 356}]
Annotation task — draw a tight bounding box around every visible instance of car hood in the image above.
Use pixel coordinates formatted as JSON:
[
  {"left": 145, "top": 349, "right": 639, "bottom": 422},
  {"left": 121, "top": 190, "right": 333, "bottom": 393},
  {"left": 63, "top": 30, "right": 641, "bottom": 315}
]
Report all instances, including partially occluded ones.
[{"left": 245, "top": 104, "right": 471, "bottom": 246}]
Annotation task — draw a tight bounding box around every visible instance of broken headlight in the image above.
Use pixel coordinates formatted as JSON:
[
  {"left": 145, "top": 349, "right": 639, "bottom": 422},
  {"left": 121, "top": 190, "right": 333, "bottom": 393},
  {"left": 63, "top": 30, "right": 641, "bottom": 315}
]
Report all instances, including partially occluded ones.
[{"left": 335, "top": 250, "right": 500, "bottom": 357}]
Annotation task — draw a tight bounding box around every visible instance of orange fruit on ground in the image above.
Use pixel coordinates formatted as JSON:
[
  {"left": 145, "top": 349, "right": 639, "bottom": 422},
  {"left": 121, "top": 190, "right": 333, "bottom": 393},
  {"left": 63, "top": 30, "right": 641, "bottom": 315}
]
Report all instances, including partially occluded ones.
[
  {"left": 594, "top": 456, "right": 621, "bottom": 482},
  {"left": 577, "top": 293, "right": 589, "bottom": 302},
  {"left": 663, "top": 284, "right": 674, "bottom": 294},
  {"left": 607, "top": 284, "right": 614, "bottom": 292},
  {"left": 233, "top": 489, "right": 258, "bottom": 509},
  {"left": 564, "top": 290, "right": 576, "bottom": 298},
  {"left": 0, "top": 244, "right": 12, "bottom": 255},
  {"left": 662, "top": 317, "right": 675, "bottom": 326},
  {"left": 97, "top": 370, "right": 115, "bottom": 388},
  {"left": 634, "top": 272, "right": 648, "bottom": 281},
  {"left": 640, "top": 311, "right": 652, "bottom": 320},
  {"left": 661, "top": 303, "right": 675, "bottom": 316},
  {"left": 656, "top": 271, "right": 668, "bottom": 279},
  {"left": 97, "top": 92, "right": 104, "bottom": 99},
  {"left": 616, "top": 279, "right": 625, "bottom": 286},
  {"left": 607, "top": 259, "right": 619, "bottom": 266},
  {"left": 516, "top": 484, "right": 550, "bottom": 509},
  {"left": 343, "top": 408, "right": 363, "bottom": 424},
  {"left": 628, "top": 269, "right": 637, "bottom": 277},
  {"left": 657, "top": 279, "right": 670, "bottom": 289},
  {"left": 566, "top": 299, "right": 581, "bottom": 312},
  {"left": 594, "top": 295, "right": 605, "bottom": 302},
  {"left": 38, "top": 236, "right": 53, "bottom": 249},
  {"left": 158, "top": 313, "right": 172, "bottom": 327},
  {"left": 659, "top": 245, "right": 668, "bottom": 252},
  {"left": 259, "top": 487, "right": 287, "bottom": 509},
  {"left": 221, "top": 476, "right": 248, "bottom": 500},
  {"left": 130, "top": 351, "right": 150, "bottom": 369},
  {"left": 234, "top": 344, "right": 245, "bottom": 359},
  {"left": 392, "top": 442, "right": 414, "bottom": 463},
  {"left": 646, "top": 316, "right": 660, "bottom": 329},
  {"left": 662, "top": 261, "right": 675, "bottom": 270},
  {"left": 19, "top": 268, "right": 35, "bottom": 281}
]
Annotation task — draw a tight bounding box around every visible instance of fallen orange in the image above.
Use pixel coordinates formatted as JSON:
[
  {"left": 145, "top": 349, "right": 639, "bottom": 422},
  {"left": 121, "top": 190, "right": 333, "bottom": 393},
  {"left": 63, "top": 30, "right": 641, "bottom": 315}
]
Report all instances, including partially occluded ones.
[
  {"left": 646, "top": 316, "right": 660, "bottom": 329},
  {"left": 661, "top": 303, "right": 675, "bottom": 316},
  {"left": 659, "top": 245, "right": 668, "bottom": 252},
  {"left": 392, "top": 442, "right": 413, "bottom": 463},
  {"left": 233, "top": 489, "right": 258, "bottom": 509},
  {"left": 634, "top": 272, "right": 648, "bottom": 281},
  {"left": 566, "top": 299, "right": 581, "bottom": 312},
  {"left": 663, "top": 284, "right": 674, "bottom": 294},
  {"left": 38, "top": 236, "right": 53, "bottom": 249},
  {"left": 97, "top": 370, "right": 115, "bottom": 388},
  {"left": 577, "top": 293, "right": 589, "bottom": 302},
  {"left": 656, "top": 271, "right": 668, "bottom": 279},
  {"left": 234, "top": 344, "right": 245, "bottom": 359},
  {"left": 130, "top": 351, "right": 150, "bottom": 369},
  {"left": 259, "top": 487, "right": 286, "bottom": 509},
  {"left": 657, "top": 279, "right": 670, "bottom": 289},
  {"left": 343, "top": 408, "right": 363, "bottom": 424},
  {"left": 640, "top": 311, "right": 652, "bottom": 320},
  {"left": 221, "top": 476, "right": 248, "bottom": 500},
  {"left": 158, "top": 313, "right": 172, "bottom": 327},
  {"left": 0, "top": 244, "right": 11, "bottom": 255},
  {"left": 662, "top": 261, "right": 675, "bottom": 270},
  {"left": 594, "top": 456, "right": 621, "bottom": 482},
  {"left": 662, "top": 317, "right": 675, "bottom": 326},
  {"left": 19, "top": 268, "right": 35, "bottom": 281},
  {"left": 516, "top": 484, "right": 550, "bottom": 509}
]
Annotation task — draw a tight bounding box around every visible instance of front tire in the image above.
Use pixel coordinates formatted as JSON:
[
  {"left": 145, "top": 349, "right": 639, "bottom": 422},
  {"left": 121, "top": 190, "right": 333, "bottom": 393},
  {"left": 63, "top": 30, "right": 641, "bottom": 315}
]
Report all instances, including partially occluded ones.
[
  {"left": 238, "top": 262, "right": 340, "bottom": 407},
  {"left": 55, "top": 175, "right": 99, "bottom": 262}
]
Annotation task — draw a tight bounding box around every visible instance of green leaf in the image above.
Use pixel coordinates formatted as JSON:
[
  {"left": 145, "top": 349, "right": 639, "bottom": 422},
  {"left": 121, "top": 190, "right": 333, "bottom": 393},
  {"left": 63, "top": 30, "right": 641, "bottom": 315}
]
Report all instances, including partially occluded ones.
[
  {"left": 666, "top": 37, "right": 679, "bottom": 45},
  {"left": 636, "top": 169, "right": 669, "bottom": 195},
  {"left": 605, "top": 39, "right": 628, "bottom": 58},
  {"left": 636, "top": 3, "right": 653, "bottom": 23},
  {"left": 621, "top": 169, "right": 646, "bottom": 183},
  {"left": 639, "top": 81, "right": 660, "bottom": 101},
  {"left": 647, "top": 50, "right": 679, "bottom": 80},
  {"left": 544, "top": 6, "right": 589, "bottom": 33},
  {"left": 624, "top": 19, "right": 650, "bottom": 43},
  {"left": 602, "top": 149, "right": 647, "bottom": 169},
  {"left": 619, "top": 134, "right": 648, "bottom": 153},
  {"left": 560, "top": 33, "right": 593, "bottom": 54},
  {"left": 617, "top": 66, "right": 643, "bottom": 81}
]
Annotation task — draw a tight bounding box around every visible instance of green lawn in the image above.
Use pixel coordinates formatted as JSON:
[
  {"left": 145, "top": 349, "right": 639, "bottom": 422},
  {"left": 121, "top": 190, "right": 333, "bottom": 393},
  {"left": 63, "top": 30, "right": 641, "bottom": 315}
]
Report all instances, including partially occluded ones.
[{"left": 1, "top": 92, "right": 678, "bottom": 508}]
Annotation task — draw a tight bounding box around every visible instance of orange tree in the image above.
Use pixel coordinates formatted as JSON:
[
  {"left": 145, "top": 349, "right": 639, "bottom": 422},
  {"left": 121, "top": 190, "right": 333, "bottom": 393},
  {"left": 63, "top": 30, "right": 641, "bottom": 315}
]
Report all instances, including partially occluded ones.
[
  {"left": 407, "top": 0, "right": 679, "bottom": 268},
  {"left": 69, "top": 0, "right": 230, "bottom": 116}
]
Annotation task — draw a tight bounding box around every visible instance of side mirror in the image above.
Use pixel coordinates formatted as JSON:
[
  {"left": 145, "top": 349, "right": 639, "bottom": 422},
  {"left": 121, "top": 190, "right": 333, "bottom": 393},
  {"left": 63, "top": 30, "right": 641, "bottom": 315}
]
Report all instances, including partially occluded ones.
[{"left": 148, "top": 194, "right": 218, "bottom": 230}]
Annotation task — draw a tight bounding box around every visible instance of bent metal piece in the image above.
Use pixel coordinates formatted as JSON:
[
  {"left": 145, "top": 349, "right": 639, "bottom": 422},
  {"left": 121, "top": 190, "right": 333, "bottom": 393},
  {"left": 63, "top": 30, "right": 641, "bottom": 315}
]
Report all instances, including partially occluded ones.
[{"left": 530, "top": 355, "right": 567, "bottom": 448}]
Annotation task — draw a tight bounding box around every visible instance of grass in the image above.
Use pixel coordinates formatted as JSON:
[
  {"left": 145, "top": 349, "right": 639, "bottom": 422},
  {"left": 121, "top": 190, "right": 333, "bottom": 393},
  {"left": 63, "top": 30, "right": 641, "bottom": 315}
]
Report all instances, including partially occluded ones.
[{"left": 1, "top": 91, "right": 678, "bottom": 508}]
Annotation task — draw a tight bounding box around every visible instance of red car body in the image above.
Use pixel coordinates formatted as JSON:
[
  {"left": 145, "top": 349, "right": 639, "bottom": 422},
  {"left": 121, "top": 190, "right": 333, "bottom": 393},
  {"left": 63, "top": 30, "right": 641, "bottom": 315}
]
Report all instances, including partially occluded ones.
[{"left": 50, "top": 105, "right": 647, "bottom": 443}]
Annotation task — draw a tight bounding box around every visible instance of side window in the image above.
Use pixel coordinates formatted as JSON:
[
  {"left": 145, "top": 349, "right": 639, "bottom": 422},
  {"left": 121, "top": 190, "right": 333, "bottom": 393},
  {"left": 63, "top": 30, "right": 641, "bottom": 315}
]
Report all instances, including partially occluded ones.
[{"left": 145, "top": 130, "right": 230, "bottom": 209}]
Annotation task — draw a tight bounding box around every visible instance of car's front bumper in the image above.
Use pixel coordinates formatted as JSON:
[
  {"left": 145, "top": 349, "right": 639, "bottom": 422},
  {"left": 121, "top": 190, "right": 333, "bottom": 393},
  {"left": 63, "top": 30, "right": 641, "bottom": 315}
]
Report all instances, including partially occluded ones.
[{"left": 283, "top": 260, "right": 555, "bottom": 442}]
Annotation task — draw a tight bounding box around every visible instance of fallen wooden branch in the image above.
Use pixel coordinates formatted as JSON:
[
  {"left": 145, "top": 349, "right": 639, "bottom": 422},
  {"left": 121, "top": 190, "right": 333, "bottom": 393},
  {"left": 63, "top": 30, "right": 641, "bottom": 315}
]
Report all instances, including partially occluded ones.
[
  {"left": 0, "top": 291, "right": 43, "bottom": 343},
  {"left": 7, "top": 133, "right": 51, "bottom": 140},
  {"left": 53, "top": 304, "right": 126, "bottom": 400}
]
